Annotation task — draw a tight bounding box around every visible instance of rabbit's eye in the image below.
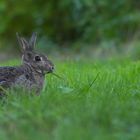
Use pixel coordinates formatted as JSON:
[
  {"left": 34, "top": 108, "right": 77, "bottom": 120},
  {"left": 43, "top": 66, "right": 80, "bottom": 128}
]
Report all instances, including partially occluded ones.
[{"left": 35, "top": 56, "right": 41, "bottom": 61}]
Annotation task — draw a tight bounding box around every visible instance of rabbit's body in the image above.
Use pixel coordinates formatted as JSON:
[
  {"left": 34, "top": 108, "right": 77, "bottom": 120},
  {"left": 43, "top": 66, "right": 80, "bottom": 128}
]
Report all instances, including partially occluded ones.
[
  {"left": 0, "top": 33, "right": 54, "bottom": 95},
  {"left": 14, "top": 64, "right": 45, "bottom": 94},
  {"left": 0, "top": 63, "right": 45, "bottom": 94}
]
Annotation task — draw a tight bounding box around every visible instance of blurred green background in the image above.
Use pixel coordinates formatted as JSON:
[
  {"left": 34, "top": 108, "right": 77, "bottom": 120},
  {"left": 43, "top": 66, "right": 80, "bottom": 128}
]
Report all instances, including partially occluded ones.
[
  {"left": 1, "top": 1, "right": 140, "bottom": 140},
  {"left": 0, "top": 0, "right": 140, "bottom": 59}
]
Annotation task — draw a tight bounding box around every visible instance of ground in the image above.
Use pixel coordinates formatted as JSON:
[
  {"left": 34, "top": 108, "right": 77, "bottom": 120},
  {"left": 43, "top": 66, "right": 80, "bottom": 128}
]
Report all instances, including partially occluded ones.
[{"left": 0, "top": 59, "right": 140, "bottom": 140}]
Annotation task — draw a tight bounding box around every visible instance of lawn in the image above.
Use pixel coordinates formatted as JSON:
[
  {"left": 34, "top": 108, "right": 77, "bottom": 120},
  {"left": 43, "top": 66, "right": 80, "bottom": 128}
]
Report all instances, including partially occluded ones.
[{"left": 0, "top": 59, "right": 140, "bottom": 140}]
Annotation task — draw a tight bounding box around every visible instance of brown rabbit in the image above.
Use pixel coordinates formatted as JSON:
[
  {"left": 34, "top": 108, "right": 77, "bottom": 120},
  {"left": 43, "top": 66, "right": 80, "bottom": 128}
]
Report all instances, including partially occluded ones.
[{"left": 0, "top": 32, "right": 54, "bottom": 95}]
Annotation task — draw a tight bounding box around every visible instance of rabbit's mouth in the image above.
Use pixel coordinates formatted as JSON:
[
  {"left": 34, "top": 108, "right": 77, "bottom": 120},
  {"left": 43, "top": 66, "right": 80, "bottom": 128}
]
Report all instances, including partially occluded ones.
[
  {"left": 46, "top": 65, "right": 54, "bottom": 74},
  {"left": 47, "top": 69, "right": 53, "bottom": 74}
]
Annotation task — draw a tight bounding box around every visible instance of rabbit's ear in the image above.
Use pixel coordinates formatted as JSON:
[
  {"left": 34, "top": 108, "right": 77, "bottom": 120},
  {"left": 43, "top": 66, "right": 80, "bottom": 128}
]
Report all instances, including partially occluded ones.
[
  {"left": 16, "top": 33, "right": 24, "bottom": 49},
  {"left": 29, "top": 32, "right": 37, "bottom": 50},
  {"left": 16, "top": 33, "right": 30, "bottom": 51},
  {"left": 21, "top": 37, "right": 30, "bottom": 50}
]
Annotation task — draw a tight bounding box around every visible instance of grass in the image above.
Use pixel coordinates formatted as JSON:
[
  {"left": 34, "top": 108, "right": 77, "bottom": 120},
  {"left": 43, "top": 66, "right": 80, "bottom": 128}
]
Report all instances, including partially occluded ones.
[{"left": 0, "top": 59, "right": 140, "bottom": 140}]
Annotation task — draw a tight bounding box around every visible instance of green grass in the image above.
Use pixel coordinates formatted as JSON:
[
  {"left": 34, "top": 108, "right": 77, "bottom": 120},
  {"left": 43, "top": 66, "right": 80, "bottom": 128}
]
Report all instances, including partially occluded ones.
[{"left": 1, "top": 59, "right": 140, "bottom": 140}]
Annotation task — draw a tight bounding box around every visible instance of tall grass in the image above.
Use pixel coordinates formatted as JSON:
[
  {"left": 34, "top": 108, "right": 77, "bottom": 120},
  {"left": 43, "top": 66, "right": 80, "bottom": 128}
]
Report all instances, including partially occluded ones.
[{"left": 0, "top": 59, "right": 140, "bottom": 140}]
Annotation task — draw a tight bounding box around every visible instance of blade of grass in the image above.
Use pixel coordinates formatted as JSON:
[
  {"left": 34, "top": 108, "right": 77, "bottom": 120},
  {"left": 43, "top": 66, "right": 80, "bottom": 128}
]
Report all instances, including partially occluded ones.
[{"left": 86, "top": 72, "right": 100, "bottom": 91}]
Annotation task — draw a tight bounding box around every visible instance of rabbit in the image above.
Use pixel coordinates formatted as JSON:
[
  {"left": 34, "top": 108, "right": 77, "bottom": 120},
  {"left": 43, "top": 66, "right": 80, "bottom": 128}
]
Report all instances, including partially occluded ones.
[{"left": 0, "top": 32, "right": 54, "bottom": 96}]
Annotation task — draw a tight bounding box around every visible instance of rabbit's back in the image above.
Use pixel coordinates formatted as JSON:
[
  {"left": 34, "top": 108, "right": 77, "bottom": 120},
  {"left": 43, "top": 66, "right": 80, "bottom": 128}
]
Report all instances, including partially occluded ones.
[
  {"left": 0, "top": 66, "right": 35, "bottom": 88},
  {"left": 0, "top": 66, "right": 23, "bottom": 88},
  {"left": 0, "top": 66, "right": 44, "bottom": 94}
]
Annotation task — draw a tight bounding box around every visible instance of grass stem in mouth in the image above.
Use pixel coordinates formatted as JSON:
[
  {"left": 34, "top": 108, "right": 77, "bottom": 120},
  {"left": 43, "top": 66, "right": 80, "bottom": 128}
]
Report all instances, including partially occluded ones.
[{"left": 51, "top": 73, "right": 64, "bottom": 80}]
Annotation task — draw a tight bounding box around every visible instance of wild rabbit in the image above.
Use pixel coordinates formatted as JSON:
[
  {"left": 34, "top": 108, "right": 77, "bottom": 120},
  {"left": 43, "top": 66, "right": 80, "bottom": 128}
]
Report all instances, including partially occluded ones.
[{"left": 0, "top": 32, "right": 54, "bottom": 95}]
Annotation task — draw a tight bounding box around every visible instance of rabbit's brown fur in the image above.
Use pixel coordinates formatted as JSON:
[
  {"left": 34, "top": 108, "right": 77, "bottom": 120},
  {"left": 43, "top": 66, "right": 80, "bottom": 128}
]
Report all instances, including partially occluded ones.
[{"left": 0, "top": 33, "right": 54, "bottom": 95}]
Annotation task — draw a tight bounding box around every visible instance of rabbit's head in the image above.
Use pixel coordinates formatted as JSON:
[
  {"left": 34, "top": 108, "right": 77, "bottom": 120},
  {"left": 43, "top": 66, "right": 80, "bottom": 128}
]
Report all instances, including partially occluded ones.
[{"left": 16, "top": 32, "right": 54, "bottom": 74}]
